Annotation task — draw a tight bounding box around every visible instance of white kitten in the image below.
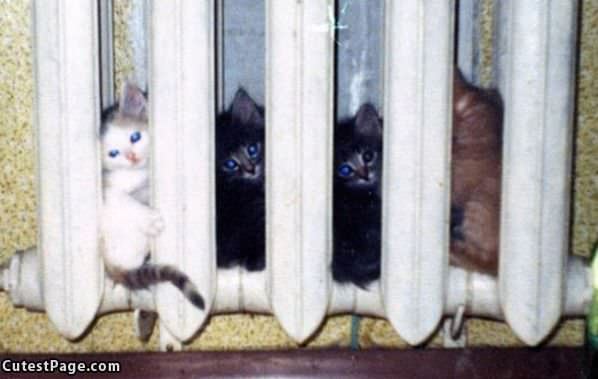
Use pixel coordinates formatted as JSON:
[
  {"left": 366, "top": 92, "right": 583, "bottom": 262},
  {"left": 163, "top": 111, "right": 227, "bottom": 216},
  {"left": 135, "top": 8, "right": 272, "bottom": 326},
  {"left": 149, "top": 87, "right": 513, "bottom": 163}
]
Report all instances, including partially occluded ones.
[{"left": 100, "top": 82, "right": 204, "bottom": 309}]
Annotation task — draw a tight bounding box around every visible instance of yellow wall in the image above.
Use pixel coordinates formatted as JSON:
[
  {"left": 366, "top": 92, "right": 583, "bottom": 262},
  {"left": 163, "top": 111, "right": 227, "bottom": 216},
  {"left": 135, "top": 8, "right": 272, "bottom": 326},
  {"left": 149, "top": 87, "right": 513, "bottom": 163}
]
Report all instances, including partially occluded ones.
[{"left": 0, "top": 0, "right": 595, "bottom": 352}]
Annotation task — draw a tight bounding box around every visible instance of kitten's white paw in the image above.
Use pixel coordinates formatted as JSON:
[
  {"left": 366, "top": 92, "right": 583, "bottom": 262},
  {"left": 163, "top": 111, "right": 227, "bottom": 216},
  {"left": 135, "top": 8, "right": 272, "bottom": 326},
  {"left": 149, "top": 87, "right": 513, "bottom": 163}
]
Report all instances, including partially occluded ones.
[{"left": 144, "top": 210, "right": 165, "bottom": 237}]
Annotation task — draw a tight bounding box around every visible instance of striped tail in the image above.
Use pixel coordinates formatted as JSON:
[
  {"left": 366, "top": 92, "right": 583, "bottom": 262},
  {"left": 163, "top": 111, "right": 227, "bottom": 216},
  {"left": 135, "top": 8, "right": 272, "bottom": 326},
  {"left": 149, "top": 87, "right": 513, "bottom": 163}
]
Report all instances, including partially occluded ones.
[{"left": 113, "top": 263, "right": 205, "bottom": 309}]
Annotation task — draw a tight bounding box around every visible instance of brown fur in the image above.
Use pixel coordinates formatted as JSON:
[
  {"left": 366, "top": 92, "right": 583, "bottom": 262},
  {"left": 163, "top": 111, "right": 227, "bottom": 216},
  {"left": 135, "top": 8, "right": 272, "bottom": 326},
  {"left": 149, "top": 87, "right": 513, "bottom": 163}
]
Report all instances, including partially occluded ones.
[{"left": 450, "top": 69, "right": 503, "bottom": 276}]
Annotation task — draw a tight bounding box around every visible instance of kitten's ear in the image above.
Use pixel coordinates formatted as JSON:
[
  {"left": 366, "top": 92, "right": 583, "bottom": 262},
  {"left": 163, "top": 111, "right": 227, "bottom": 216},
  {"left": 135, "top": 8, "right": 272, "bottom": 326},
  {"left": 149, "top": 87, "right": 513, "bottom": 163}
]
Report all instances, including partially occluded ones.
[
  {"left": 120, "top": 81, "right": 147, "bottom": 118},
  {"left": 453, "top": 68, "right": 470, "bottom": 108},
  {"left": 231, "top": 88, "right": 264, "bottom": 126},
  {"left": 355, "top": 103, "right": 382, "bottom": 137}
]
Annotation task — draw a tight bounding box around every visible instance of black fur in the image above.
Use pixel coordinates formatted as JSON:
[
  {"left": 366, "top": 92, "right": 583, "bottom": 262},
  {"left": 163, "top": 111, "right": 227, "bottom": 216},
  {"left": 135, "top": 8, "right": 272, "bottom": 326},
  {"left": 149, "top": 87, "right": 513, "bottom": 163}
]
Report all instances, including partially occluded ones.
[
  {"left": 332, "top": 104, "right": 383, "bottom": 288},
  {"left": 450, "top": 206, "right": 465, "bottom": 241},
  {"left": 216, "top": 89, "right": 265, "bottom": 271}
]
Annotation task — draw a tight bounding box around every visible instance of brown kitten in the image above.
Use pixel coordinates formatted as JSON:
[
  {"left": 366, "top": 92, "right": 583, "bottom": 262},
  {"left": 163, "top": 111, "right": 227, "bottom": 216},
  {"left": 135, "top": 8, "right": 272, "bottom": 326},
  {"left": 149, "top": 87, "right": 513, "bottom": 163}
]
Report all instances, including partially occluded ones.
[{"left": 450, "top": 69, "right": 503, "bottom": 276}]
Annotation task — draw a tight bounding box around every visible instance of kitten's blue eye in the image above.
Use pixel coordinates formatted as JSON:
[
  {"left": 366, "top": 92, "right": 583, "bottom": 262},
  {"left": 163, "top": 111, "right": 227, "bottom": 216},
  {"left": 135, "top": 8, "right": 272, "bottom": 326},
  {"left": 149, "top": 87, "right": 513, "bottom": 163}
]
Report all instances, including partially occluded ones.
[
  {"left": 130, "top": 131, "right": 142, "bottom": 144},
  {"left": 338, "top": 164, "right": 353, "bottom": 177},
  {"left": 224, "top": 159, "right": 239, "bottom": 171},
  {"left": 362, "top": 150, "right": 374, "bottom": 163},
  {"left": 108, "top": 149, "right": 120, "bottom": 158},
  {"left": 246, "top": 144, "right": 259, "bottom": 158}
]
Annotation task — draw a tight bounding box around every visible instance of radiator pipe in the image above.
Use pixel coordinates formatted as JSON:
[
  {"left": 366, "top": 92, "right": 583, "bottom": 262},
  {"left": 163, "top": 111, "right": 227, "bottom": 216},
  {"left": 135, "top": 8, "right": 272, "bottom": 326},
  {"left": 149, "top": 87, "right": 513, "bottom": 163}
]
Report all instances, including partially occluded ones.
[{"left": 0, "top": 248, "right": 590, "bottom": 340}]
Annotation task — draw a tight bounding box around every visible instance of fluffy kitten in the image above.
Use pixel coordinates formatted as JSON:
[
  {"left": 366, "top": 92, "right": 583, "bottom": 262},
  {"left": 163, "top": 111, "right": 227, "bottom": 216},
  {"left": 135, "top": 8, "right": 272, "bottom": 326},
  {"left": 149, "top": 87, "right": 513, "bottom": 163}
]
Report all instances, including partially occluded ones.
[
  {"left": 332, "top": 104, "right": 382, "bottom": 288},
  {"left": 332, "top": 70, "right": 502, "bottom": 286},
  {"left": 100, "top": 82, "right": 204, "bottom": 309},
  {"left": 216, "top": 88, "right": 265, "bottom": 271},
  {"left": 450, "top": 69, "right": 502, "bottom": 276}
]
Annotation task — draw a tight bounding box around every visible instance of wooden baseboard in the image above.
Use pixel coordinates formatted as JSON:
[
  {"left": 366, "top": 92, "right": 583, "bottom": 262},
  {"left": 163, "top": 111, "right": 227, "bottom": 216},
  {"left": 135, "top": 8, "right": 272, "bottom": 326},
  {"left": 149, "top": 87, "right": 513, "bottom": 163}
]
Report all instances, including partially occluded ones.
[{"left": 0, "top": 347, "right": 588, "bottom": 378}]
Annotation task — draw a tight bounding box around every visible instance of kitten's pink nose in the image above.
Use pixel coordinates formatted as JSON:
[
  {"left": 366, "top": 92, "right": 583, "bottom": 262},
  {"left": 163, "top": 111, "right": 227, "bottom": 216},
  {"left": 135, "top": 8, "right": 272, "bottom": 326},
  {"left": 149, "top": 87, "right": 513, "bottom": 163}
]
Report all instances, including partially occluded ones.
[
  {"left": 356, "top": 166, "right": 369, "bottom": 181},
  {"left": 125, "top": 151, "right": 139, "bottom": 164},
  {"left": 244, "top": 164, "right": 256, "bottom": 175}
]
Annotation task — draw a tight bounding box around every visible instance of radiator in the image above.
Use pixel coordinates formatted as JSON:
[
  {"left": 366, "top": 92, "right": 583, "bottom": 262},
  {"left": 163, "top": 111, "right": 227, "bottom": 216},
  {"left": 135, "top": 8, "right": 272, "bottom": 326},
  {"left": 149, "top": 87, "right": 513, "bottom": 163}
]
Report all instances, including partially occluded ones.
[{"left": 0, "top": 0, "right": 588, "bottom": 350}]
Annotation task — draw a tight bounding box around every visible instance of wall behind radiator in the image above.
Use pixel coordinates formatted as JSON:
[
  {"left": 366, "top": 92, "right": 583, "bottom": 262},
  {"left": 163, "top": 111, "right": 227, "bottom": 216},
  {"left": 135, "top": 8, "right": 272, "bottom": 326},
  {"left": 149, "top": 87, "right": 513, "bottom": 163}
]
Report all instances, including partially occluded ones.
[{"left": 0, "top": 0, "right": 595, "bottom": 352}]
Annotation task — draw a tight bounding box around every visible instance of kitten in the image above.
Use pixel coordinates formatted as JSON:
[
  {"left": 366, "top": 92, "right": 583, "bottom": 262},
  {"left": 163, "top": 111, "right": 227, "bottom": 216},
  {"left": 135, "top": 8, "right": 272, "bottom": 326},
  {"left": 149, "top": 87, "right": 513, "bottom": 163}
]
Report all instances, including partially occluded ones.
[
  {"left": 100, "top": 82, "right": 204, "bottom": 309},
  {"left": 216, "top": 88, "right": 265, "bottom": 271},
  {"left": 331, "top": 70, "right": 502, "bottom": 286},
  {"left": 332, "top": 104, "right": 382, "bottom": 288},
  {"left": 450, "top": 69, "right": 502, "bottom": 276}
]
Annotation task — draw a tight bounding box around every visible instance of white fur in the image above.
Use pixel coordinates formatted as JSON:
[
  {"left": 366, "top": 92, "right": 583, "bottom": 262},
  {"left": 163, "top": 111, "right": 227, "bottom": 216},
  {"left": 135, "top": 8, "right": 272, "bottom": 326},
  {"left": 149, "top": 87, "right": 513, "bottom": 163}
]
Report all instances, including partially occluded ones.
[
  {"left": 101, "top": 123, "right": 150, "bottom": 173},
  {"left": 102, "top": 189, "right": 163, "bottom": 270},
  {"left": 100, "top": 119, "right": 163, "bottom": 271}
]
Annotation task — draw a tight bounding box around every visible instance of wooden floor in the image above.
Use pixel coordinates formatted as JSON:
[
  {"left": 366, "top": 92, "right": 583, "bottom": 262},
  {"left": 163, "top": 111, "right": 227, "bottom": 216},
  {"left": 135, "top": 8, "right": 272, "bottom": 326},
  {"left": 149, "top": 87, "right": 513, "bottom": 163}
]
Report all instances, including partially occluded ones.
[{"left": 0, "top": 348, "right": 589, "bottom": 378}]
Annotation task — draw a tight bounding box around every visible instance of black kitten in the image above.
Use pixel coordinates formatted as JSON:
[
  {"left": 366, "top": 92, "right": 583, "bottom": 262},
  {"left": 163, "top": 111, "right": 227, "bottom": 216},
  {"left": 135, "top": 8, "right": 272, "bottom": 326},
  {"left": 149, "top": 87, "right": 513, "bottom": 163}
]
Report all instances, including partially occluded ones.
[
  {"left": 332, "top": 104, "right": 383, "bottom": 288},
  {"left": 216, "top": 88, "right": 265, "bottom": 271}
]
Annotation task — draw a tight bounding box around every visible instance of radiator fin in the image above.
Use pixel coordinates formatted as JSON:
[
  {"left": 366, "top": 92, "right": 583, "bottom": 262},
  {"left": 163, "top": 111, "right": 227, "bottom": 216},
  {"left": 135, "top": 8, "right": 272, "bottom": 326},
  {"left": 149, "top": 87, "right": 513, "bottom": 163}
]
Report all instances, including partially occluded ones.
[
  {"left": 150, "top": 0, "right": 216, "bottom": 341},
  {"left": 32, "top": 0, "right": 103, "bottom": 339},
  {"left": 266, "top": 0, "right": 334, "bottom": 342},
  {"left": 381, "top": 0, "right": 454, "bottom": 345},
  {"left": 495, "top": 0, "right": 578, "bottom": 345}
]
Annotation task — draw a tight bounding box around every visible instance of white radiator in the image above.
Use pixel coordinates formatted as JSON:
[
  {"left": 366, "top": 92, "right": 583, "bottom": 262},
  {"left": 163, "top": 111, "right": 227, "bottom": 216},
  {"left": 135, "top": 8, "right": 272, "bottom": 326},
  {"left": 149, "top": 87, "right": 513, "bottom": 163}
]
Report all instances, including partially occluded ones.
[
  {"left": 382, "top": 0, "right": 454, "bottom": 345},
  {"left": 0, "top": 0, "right": 588, "bottom": 350}
]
